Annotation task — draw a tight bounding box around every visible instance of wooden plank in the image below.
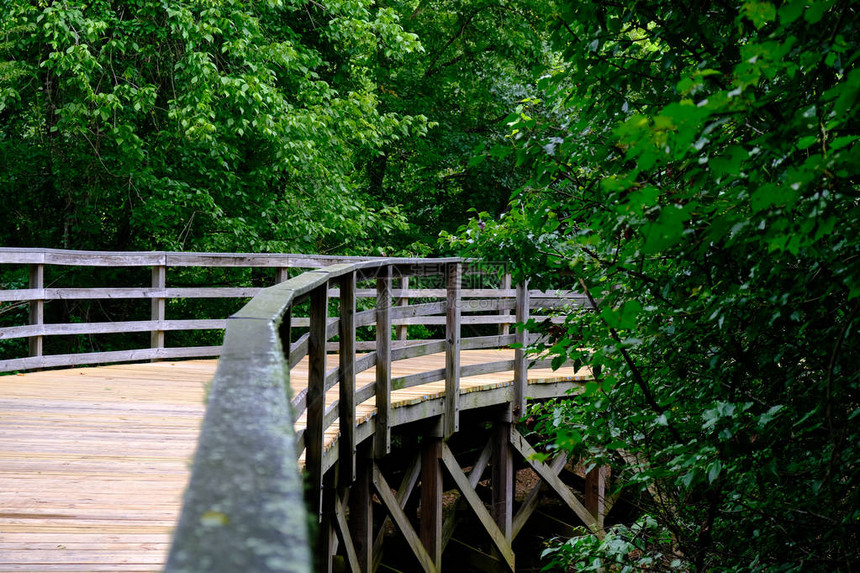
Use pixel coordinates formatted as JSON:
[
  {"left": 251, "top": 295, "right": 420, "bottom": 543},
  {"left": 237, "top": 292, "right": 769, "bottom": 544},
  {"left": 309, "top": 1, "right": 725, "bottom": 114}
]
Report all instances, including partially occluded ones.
[
  {"left": 461, "top": 360, "right": 516, "bottom": 378},
  {"left": 390, "top": 340, "right": 447, "bottom": 362},
  {"left": 371, "top": 462, "right": 437, "bottom": 573},
  {"left": 375, "top": 267, "right": 392, "bottom": 456},
  {"left": 509, "top": 428, "right": 598, "bottom": 533},
  {"left": 0, "top": 319, "right": 228, "bottom": 340},
  {"left": 306, "top": 283, "right": 329, "bottom": 518},
  {"left": 420, "top": 438, "right": 443, "bottom": 569},
  {"left": 440, "top": 443, "right": 514, "bottom": 571},
  {"left": 461, "top": 334, "right": 516, "bottom": 351},
  {"left": 0, "top": 346, "right": 223, "bottom": 372}
]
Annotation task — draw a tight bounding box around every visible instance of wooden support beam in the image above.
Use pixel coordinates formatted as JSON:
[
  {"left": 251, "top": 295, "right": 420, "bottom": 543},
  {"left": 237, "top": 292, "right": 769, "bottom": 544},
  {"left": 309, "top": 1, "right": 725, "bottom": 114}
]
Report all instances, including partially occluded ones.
[
  {"left": 585, "top": 465, "right": 609, "bottom": 530},
  {"left": 509, "top": 428, "right": 599, "bottom": 534},
  {"left": 334, "top": 493, "right": 361, "bottom": 573},
  {"left": 350, "top": 452, "right": 374, "bottom": 573},
  {"left": 375, "top": 267, "right": 392, "bottom": 456},
  {"left": 512, "top": 453, "right": 568, "bottom": 540},
  {"left": 442, "top": 440, "right": 493, "bottom": 550},
  {"left": 441, "top": 443, "right": 514, "bottom": 571},
  {"left": 318, "top": 474, "right": 336, "bottom": 573},
  {"left": 339, "top": 271, "right": 357, "bottom": 484},
  {"left": 492, "top": 423, "right": 513, "bottom": 541},
  {"left": 373, "top": 454, "right": 421, "bottom": 572},
  {"left": 445, "top": 262, "right": 462, "bottom": 437},
  {"left": 371, "top": 462, "right": 438, "bottom": 573},
  {"left": 28, "top": 264, "right": 44, "bottom": 359},
  {"left": 421, "top": 437, "right": 443, "bottom": 569},
  {"left": 306, "top": 282, "right": 329, "bottom": 517},
  {"left": 513, "top": 281, "right": 529, "bottom": 419}
]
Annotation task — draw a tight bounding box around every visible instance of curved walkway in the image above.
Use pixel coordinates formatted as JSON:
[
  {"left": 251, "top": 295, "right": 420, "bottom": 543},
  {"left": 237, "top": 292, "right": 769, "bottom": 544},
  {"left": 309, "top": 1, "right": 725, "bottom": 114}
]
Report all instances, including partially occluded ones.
[{"left": 0, "top": 354, "right": 585, "bottom": 572}]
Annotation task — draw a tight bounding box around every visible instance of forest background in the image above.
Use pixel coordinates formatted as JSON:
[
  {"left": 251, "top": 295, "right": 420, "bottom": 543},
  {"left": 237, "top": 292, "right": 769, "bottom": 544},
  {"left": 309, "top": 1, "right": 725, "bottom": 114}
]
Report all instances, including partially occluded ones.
[{"left": 1, "top": 0, "right": 859, "bottom": 571}]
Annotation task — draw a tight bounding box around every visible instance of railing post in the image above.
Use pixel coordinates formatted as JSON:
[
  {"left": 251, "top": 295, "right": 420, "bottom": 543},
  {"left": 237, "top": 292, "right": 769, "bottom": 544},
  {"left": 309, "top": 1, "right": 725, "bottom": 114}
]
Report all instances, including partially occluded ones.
[
  {"left": 513, "top": 280, "right": 529, "bottom": 419},
  {"left": 306, "top": 281, "right": 329, "bottom": 517},
  {"left": 338, "top": 271, "right": 356, "bottom": 484},
  {"left": 444, "top": 261, "right": 461, "bottom": 437},
  {"left": 151, "top": 263, "right": 166, "bottom": 356},
  {"left": 276, "top": 267, "right": 290, "bottom": 284},
  {"left": 396, "top": 275, "right": 409, "bottom": 342},
  {"left": 499, "top": 271, "right": 512, "bottom": 336},
  {"left": 375, "top": 266, "right": 392, "bottom": 456},
  {"left": 28, "top": 264, "right": 44, "bottom": 360}
]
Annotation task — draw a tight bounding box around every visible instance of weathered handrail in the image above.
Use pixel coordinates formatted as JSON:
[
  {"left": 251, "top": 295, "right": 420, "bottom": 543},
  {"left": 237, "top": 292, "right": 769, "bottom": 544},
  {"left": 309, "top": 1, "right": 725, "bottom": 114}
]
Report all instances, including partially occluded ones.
[{"left": 163, "top": 256, "right": 589, "bottom": 572}]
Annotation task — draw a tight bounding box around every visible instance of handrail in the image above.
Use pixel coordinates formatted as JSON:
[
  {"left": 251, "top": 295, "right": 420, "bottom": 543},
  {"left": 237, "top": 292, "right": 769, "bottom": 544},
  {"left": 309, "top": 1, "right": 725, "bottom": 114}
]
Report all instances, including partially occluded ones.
[
  {"left": 162, "top": 255, "right": 590, "bottom": 571},
  {"left": 0, "top": 248, "right": 587, "bottom": 373}
]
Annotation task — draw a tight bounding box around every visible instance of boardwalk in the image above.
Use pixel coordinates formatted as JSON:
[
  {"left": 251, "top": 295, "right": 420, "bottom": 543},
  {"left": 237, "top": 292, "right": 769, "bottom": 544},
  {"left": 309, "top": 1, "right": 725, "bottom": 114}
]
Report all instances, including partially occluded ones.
[{"left": 0, "top": 352, "right": 583, "bottom": 572}]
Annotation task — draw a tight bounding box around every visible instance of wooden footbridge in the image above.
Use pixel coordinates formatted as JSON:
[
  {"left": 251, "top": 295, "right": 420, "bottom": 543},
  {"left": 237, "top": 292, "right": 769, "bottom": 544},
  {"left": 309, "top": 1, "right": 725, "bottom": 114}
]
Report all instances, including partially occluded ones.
[{"left": 0, "top": 249, "right": 608, "bottom": 572}]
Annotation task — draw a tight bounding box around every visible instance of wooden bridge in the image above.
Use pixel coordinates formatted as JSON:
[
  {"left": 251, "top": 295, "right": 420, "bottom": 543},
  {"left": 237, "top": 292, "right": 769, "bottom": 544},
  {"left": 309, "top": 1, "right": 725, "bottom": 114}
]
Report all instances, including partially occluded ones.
[{"left": 0, "top": 249, "right": 607, "bottom": 572}]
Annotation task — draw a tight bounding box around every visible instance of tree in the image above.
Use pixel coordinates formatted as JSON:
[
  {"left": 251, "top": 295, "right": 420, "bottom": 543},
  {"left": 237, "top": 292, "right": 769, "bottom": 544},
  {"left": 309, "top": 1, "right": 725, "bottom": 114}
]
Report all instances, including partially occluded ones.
[
  {"left": 0, "top": 0, "right": 426, "bottom": 253},
  {"left": 446, "top": 0, "right": 860, "bottom": 570}
]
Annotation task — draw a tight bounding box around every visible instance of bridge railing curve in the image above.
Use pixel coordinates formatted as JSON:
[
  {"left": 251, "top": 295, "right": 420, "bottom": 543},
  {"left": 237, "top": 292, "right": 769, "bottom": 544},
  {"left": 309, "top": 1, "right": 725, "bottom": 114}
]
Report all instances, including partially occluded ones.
[{"left": 162, "top": 256, "right": 587, "bottom": 572}]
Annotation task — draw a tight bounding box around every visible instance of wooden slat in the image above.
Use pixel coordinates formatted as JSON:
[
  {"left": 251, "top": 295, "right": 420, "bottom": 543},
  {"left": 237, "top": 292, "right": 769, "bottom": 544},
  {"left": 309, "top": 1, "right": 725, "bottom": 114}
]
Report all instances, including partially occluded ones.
[
  {"left": 0, "top": 319, "right": 228, "bottom": 340},
  {"left": 28, "top": 263, "right": 44, "bottom": 359}
]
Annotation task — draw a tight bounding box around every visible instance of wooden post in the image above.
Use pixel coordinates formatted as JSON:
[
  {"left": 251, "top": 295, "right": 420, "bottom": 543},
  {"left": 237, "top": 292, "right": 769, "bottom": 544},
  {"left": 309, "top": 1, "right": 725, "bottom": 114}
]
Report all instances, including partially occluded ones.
[
  {"left": 420, "top": 437, "right": 443, "bottom": 570},
  {"left": 444, "top": 262, "right": 461, "bottom": 437},
  {"left": 28, "top": 264, "right": 44, "bottom": 360},
  {"left": 585, "top": 465, "right": 608, "bottom": 530},
  {"left": 375, "top": 266, "right": 393, "bottom": 456},
  {"left": 151, "top": 264, "right": 166, "bottom": 355},
  {"left": 317, "top": 473, "right": 336, "bottom": 573},
  {"left": 279, "top": 307, "right": 292, "bottom": 363},
  {"left": 513, "top": 280, "right": 529, "bottom": 419},
  {"left": 338, "top": 271, "right": 357, "bottom": 484},
  {"left": 276, "top": 267, "right": 290, "bottom": 283},
  {"left": 350, "top": 450, "right": 374, "bottom": 573},
  {"left": 396, "top": 275, "right": 409, "bottom": 342},
  {"left": 499, "top": 271, "right": 511, "bottom": 336},
  {"left": 306, "top": 282, "right": 329, "bottom": 517},
  {"left": 492, "top": 423, "right": 513, "bottom": 541}
]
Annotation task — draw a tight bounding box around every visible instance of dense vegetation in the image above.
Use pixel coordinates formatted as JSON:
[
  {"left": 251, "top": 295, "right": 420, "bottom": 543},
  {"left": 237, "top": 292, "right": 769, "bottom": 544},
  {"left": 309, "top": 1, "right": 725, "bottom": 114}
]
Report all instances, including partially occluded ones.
[{"left": 2, "top": 0, "right": 858, "bottom": 570}]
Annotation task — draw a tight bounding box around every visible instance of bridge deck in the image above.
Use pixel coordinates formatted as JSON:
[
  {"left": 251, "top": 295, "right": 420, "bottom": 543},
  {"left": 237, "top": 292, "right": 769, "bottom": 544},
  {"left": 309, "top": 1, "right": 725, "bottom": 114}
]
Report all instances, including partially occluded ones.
[{"left": 0, "top": 352, "right": 583, "bottom": 572}]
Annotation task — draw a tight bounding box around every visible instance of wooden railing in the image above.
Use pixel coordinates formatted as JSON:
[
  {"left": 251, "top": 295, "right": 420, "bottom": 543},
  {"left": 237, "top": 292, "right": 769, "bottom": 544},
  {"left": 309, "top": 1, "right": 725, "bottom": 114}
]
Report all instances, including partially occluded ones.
[
  {"left": 0, "top": 248, "right": 386, "bottom": 372},
  {"left": 159, "top": 256, "right": 586, "bottom": 572}
]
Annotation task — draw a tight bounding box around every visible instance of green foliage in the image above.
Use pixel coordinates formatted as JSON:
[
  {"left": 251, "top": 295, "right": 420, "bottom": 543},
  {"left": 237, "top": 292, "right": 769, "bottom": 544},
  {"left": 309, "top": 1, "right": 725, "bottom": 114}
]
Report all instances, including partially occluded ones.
[
  {"left": 446, "top": 1, "right": 860, "bottom": 570},
  {"left": 0, "top": 0, "right": 426, "bottom": 253}
]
